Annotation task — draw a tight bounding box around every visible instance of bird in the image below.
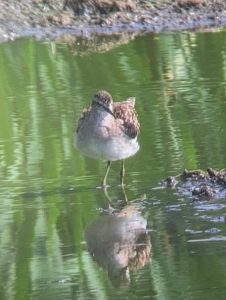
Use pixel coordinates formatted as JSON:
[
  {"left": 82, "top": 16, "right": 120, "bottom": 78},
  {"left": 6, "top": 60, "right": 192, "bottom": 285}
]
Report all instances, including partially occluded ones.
[{"left": 75, "top": 90, "right": 140, "bottom": 186}]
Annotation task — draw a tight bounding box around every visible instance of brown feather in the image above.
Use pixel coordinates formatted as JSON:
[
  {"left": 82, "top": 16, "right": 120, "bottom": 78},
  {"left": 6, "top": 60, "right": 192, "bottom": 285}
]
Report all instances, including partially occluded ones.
[{"left": 113, "top": 97, "right": 140, "bottom": 139}]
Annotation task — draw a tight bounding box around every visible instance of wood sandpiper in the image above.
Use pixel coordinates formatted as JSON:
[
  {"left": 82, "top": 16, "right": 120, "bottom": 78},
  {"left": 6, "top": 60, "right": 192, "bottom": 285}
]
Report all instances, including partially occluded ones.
[{"left": 75, "top": 90, "right": 140, "bottom": 186}]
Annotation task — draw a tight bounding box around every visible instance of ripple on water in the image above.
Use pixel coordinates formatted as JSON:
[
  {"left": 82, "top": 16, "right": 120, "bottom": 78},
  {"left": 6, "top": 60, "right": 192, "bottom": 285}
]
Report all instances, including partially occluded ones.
[
  {"left": 185, "top": 227, "right": 221, "bottom": 235},
  {"left": 204, "top": 228, "right": 221, "bottom": 234},
  {"left": 188, "top": 236, "right": 226, "bottom": 243},
  {"left": 186, "top": 202, "right": 226, "bottom": 243},
  {"left": 194, "top": 203, "right": 226, "bottom": 212},
  {"left": 165, "top": 204, "right": 183, "bottom": 211},
  {"left": 185, "top": 229, "right": 203, "bottom": 234},
  {"left": 200, "top": 215, "right": 226, "bottom": 223}
]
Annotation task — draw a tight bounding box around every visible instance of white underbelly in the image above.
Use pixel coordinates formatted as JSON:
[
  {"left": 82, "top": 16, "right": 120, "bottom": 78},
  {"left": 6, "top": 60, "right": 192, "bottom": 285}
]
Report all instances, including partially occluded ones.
[{"left": 75, "top": 135, "right": 139, "bottom": 161}]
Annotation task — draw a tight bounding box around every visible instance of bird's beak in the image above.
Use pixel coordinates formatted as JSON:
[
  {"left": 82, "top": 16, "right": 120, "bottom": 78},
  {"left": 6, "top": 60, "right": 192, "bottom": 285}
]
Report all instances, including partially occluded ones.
[
  {"left": 94, "top": 100, "right": 116, "bottom": 118},
  {"left": 103, "top": 106, "right": 115, "bottom": 118}
]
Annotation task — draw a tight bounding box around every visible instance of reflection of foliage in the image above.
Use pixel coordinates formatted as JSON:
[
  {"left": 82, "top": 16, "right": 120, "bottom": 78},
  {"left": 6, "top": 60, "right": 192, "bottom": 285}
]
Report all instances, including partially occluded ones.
[
  {"left": 0, "top": 32, "right": 226, "bottom": 298},
  {"left": 56, "top": 33, "right": 137, "bottom": 55}
]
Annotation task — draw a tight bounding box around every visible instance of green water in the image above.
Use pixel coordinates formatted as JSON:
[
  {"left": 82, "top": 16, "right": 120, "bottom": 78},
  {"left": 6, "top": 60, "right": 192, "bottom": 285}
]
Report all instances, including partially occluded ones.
[{"left": 1, "top": 32, "right": 226, "bottom": 299}]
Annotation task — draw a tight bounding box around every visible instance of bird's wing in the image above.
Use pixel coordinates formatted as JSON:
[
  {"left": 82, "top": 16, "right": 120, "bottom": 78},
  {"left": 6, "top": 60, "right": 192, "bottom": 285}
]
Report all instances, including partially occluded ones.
[
  {"left": 76, "top": 105, "right": 91, "bottom": 133},
  {"left": 113, "top": 97, "right": 140, "bottom": 139}
]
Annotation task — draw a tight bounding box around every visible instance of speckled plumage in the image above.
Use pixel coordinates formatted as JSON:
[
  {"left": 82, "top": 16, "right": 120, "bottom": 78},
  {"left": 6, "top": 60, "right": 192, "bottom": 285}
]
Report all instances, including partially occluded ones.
[
  {"left": 75, "top": 90, "right": 140, "bottom": 186},
  {"left": 113, "top": 98, "right": 139, "bottom": 139},
  {"left": 76, "top": 91, "right": 139, "bottom": 140}
]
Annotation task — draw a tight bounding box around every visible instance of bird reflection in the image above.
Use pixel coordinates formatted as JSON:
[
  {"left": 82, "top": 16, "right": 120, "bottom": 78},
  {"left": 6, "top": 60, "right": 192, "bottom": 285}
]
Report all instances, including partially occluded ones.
[{"left": 84, "top": 204, "right": 151, "bottom": 287}]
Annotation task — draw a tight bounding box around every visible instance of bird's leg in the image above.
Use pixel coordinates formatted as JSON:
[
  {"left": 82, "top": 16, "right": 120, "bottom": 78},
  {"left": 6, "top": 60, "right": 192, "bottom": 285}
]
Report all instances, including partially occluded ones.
[
  {"left": 121, "top": 183, "right": 128, "bottom": 203},
  {"left": 102, "top": 186, "right": 116, "bottom": 214},
  {"left": 102, "top": 161, "right": 112, "bottom": 187},
  {"left": 120, "top": 160, "right": 125, "bottom": 186}
]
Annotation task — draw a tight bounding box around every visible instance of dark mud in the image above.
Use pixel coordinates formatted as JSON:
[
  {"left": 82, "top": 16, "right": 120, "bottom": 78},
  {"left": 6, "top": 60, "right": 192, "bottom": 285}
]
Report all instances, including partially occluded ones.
[
  {"left": 0, "top": 0, "right": 226, "bottom": 47},
  {"left": 163, "top": 168, "right": 226, "bottom": 201}
]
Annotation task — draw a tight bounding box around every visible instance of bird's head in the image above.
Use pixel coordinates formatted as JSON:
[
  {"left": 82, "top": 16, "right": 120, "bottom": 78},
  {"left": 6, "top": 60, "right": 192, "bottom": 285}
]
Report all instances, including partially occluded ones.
[{"left": 92, "top": 90, "right": 115, "bottom": 117}]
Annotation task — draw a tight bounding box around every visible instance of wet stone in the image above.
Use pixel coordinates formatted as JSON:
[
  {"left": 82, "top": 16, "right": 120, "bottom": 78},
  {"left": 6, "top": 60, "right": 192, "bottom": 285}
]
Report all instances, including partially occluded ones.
[
  {"left": 162, "top": 168, "right": 226, "bottom": 201},
  {"left": 192, "top": 185, "right": 216, "bottom": 199}
]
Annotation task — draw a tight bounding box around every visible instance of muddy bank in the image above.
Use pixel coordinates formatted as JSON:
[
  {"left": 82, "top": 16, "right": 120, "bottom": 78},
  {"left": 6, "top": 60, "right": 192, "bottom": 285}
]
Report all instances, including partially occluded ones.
[{"left": 0, "top": 0, "right": 226, "bottom": 44}]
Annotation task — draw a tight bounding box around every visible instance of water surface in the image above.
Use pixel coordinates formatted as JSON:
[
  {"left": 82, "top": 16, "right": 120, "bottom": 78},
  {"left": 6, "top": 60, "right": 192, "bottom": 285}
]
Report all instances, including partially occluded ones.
[{"left": 1, "top": 32, "right": 226, "bottom": 299}]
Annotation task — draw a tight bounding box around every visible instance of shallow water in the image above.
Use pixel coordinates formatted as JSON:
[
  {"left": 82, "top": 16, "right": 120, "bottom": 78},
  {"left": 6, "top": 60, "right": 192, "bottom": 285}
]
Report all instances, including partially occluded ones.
[{"left": 1, "top": 32, "right": 226, "bottom": 299}]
